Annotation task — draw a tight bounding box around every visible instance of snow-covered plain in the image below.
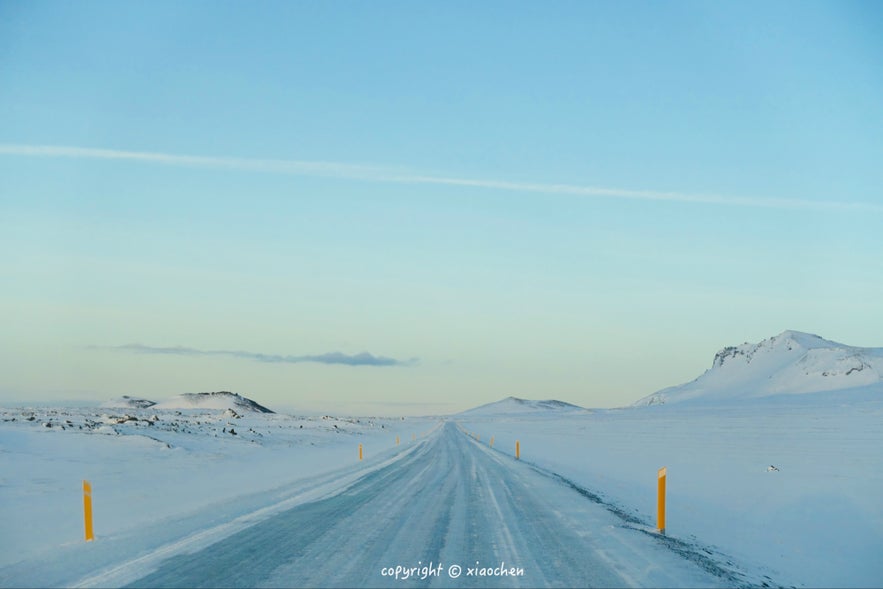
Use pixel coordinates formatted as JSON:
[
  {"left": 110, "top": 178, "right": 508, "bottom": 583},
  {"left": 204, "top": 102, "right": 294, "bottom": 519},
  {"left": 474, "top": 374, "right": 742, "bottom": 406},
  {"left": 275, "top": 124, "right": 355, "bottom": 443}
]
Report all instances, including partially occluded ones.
[
  {"left": 1, "top": 332, "right": 881, "bottom": 587},
  {"left": 0, "top": 402, "right": 437, "bottom": 587},
  {"left": 458, "top": 393, "right": 883, "bottom": 588},
  {"left": 3, "top": 394, "right": 880, "bottom": 587}
]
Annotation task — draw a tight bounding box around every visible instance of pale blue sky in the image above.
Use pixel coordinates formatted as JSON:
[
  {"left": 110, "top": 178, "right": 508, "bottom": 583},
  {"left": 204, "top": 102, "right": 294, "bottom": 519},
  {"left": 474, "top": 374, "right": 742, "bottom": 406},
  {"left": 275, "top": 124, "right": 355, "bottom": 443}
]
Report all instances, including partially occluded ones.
[{"left": 2, "top": 1, "right": 882, "bottom": 413}]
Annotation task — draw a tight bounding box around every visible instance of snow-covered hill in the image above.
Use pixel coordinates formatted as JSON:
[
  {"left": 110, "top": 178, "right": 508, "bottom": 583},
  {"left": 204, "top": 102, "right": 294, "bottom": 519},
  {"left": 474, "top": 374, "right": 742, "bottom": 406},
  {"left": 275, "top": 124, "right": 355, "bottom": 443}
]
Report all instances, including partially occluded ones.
[
  {"left": 100, "top": 395, "right": 157, "bottom": 409},
  {"left": 153, "top": 391, "right": 275, "bottom": 413},
  {"left": 635, "top": 330, "right": 883, "bottom": 406},
  {"left": 458, "top": 396, "right": 590, "bottom": 418}
]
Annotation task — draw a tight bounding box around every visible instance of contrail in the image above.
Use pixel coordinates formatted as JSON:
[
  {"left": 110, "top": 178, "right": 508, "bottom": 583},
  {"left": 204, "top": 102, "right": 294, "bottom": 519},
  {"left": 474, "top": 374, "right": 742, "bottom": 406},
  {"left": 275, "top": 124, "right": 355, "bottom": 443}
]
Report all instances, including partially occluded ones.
[
  {"left": 0, "top": 144, "right": 388, "bottom": 178},
  {"left": 2, "top": 143, "right": 879, "bottom": 213}
]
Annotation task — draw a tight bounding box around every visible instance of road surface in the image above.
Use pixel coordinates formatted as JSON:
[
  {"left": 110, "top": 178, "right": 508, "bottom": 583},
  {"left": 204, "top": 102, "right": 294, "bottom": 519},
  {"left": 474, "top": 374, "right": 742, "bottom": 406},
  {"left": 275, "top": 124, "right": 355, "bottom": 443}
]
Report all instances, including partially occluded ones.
[{"left": 103, "top": 422, "right": 728, "bottom": 588}]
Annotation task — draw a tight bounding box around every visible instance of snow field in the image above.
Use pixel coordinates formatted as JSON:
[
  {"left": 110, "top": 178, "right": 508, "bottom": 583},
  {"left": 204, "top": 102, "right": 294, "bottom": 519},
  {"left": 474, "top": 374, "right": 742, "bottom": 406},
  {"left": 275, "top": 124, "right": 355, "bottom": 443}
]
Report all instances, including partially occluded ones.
[
  {"left": 0, "top": 406, "right": 438, "bottom": 581},
  {"left": 2, "top": 377, "right": 882, "bottom": 588},
  {"left": 459, "top": 395, "right": 883, "bottom": 587}
]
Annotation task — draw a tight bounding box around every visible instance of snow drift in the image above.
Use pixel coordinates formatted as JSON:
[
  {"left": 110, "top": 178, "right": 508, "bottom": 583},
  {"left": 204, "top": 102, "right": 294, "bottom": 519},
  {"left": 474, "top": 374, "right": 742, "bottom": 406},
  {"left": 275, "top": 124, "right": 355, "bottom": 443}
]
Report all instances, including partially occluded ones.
[{"left": 635, "top": 330, "right": 883, "bottom": 406}]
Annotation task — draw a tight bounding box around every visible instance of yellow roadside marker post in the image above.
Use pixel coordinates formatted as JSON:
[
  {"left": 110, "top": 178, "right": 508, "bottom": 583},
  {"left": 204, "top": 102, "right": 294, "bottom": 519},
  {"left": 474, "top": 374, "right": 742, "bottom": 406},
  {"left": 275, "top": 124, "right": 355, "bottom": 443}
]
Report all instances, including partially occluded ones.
[
  {"left": 657, "top": 467, "right": 667, "bottom": 534},
  {"left": 359, "top": 444, "right": 363, "bottom": 461},
  {"left": 516, "top": 440, "right": 520, "bottom": 460},
  {"left": 83, "top": 480, "right": 94, "bottom": 542}
]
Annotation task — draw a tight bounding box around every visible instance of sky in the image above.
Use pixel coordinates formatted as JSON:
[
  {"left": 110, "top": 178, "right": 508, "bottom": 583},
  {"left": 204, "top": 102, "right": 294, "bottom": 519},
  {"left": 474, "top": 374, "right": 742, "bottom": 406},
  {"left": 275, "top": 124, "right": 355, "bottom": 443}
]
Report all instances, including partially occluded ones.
[{"left": 1, "top": 1, "right": 882, "bottom": 414}]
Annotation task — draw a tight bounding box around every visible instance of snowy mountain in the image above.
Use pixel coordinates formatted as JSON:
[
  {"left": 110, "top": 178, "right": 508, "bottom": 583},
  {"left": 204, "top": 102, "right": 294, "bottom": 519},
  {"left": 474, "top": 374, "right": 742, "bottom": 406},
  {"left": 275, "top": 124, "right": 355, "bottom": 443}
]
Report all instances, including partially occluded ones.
[
  {"left": 634, "top": 330, "right": 883, "bottom": 406},
  {"left": 100, "top": 395, "right": 157, "bottom": 409},
  {"left": 153, "top": 391, "right": 275, "bottom": 413},
  {"left": 458, "top": 396, "right": 590, "bottom": 417}
]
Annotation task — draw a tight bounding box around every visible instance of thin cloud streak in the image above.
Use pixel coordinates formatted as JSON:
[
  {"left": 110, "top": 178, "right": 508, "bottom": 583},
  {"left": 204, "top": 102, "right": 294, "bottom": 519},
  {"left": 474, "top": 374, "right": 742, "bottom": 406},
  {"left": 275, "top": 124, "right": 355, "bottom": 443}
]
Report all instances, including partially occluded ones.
[
  {"left": 0, "top": 144, "right": 390, "bottom": 179},
  {"left": 383, "top": 174, "right": 882, "bottom": 212},
  {"left": 2, "top": 143, "right": 880, "bottom": 213},
  {"left": 100, "top": 343, "right": 415, "bottom": 367}
]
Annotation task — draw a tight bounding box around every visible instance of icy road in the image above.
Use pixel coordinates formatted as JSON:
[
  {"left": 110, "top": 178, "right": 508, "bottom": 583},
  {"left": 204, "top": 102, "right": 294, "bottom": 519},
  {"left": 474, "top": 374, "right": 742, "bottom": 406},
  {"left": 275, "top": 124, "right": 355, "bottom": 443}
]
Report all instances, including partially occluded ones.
[{"left": 92, "top": 423, "right": 731, "bottom": 588}]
